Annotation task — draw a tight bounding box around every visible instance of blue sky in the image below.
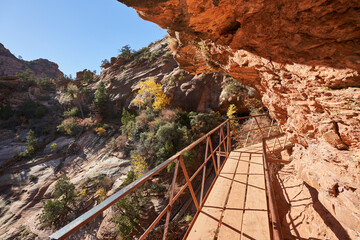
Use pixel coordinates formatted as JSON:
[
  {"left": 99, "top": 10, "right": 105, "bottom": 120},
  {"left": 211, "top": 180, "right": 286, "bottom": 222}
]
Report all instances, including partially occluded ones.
[{"left": 0, "top": 0, "right": 167, "bottom": 77}]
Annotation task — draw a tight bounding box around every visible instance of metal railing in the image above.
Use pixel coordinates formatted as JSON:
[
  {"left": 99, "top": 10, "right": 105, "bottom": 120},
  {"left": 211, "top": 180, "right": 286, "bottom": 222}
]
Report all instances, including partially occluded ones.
[{"left": 50, "top": 114, "right": 288, "bottom": 240}]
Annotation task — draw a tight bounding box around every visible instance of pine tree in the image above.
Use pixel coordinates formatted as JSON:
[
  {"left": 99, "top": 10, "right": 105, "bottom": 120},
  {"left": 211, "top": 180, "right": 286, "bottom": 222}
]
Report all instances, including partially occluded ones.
[
  {"left": 25, "top": 129, "right": 38, "bottom": 155},
  {"left": 93, "top": 82, "right": 109, "bottom": 113}
]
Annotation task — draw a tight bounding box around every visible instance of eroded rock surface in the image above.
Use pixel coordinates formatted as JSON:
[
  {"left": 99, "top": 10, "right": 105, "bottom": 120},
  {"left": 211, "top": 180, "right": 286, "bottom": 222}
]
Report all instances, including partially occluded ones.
[{"left": 0, "top": 131, "right": 130, "bottom": 239}]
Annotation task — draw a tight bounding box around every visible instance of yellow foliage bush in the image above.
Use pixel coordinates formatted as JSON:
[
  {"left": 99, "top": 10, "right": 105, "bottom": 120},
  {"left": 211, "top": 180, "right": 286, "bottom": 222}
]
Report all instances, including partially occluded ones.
[
  {"left": 131, "top": 154, "right": 148, "bottom": 178},
  {"left": 153, "top": 91, "right": 171, "bottom": 111},
  {"left": 133, "top": 99, "right": 145, "bottom": 109},
  {"left": 227, "top": 104, "right": 237, "bottom": 119},
  {"left": 135, "top": 77, "right": 170, "bottom": 111},
  {"left": 50, "top": 143, "right": 57, "bottom": 152},
  {"left": 138, "top": 77, "right": 162, "bottom": 96},
  {"left": 96, "top": 188, "right": 107, "bottom": 203},
  {"left": 78, "top": 188, "right": 87, "bottom": 198},
  {"left": 95, "top": 127, "right": 106, "bottom": 136}
]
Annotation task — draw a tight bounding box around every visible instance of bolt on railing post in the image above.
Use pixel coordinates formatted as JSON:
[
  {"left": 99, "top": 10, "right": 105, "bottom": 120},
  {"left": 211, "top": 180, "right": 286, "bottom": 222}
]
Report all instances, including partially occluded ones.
[{"left": 163, "top": 158, "right": 180, "bottom": 240}]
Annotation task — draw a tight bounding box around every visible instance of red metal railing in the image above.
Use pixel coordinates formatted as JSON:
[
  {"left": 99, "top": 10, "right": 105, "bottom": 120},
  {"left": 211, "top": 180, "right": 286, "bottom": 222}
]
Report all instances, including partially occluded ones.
[{"left": 50, "top": 114, "right": 288, "bottom": 240}]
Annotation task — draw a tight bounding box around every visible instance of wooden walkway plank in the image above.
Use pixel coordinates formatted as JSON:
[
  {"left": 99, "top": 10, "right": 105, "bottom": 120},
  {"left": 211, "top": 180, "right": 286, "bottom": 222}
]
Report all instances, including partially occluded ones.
[
  {"left": 240, "top": 153, "right": 270, "bottom": 240},
  {"left": 187, "top": 136, "right": 288, "bottom": 240},
  {"left": 187, "top": 151, "right": 243, "bottom": 239},
  {"left": 217, "top": 153, "right": 250, "bottom": 239}
]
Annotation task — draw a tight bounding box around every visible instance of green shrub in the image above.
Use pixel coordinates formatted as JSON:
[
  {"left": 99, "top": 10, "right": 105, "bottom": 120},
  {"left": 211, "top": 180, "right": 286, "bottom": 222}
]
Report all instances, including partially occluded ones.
[
  {"left": 114, "top": 197, "right": 140, "bottom": 239},
  {"left": 63, "top": 107, "right": 79, "bottom": 117},
  {"left": 57, "top": 117, "right": 80, "bottom": 136},
  {"left": 38, "top": 77, "right": 53, "bottom": 88},
  {"left": 188, "top": 110, "right": 220, "bottom": 138},
  {"left": 16, "top": 69, "right": 37, "bottom": 88},
  {"left": 81, "top": 87, "right": 91, "bottom": 95},
  {"left": 24, "top": 129, "right": 38, "bottom": 155},
  {"left": 149, "top": 183, "right": 166, "bottom": 194},
  {"left": 17, "top": 100, "right": 47, "bottom": 120},
  {"left": 38, "top": 95, "right": 51, "bottom": 101},
  {"left": 118, "top": 45, "right": 134, "bottom": 60},
  {"left": 149, "top": 52, "right": 157, "bottom": 61},
  {"left": 223, "top": 77, "right": 246, "bottom": 98},
  {"left": 39, "top": 175, "right": 75, "bottom": 227},
  {"left": 93, "top": 82, "right": 109, "bottom": 111},
  {"left": 29, "top": 174, "right": 38, "bottom": 182},
  {"left": 164, "top": 51, "right": 173, "bottom": 58},
  {"left": 0, "top": 103, "right": 12, "bottom": 120},
  {"left": 119, "top": 66, "right": 126, "bottom": 72},
  {"left": 155, "top": 122, "right": 188, "bottom": 163},
  {"left": 114, "top": 170, "right": 150, "bottom": 239},
  {"left": 35, "top": 105, "right": 48, "bottom": 118},
  {"left": 101, "top": 59, "right": 109, "bottom": 68},
  {"left": 82, "top": 70, "right": 93, "bottom": 83},
  {"left": 54, "top": 175, "right": 76, "bottom": 204},
  {"left": 121, "top": 108, "right": 136, "bottom": 137},
  {"left": 178, "top": 72, "right": 186, "bottom": 81},
  {"left": 39, "top": 199, "right": 68, "bottom": 227}
]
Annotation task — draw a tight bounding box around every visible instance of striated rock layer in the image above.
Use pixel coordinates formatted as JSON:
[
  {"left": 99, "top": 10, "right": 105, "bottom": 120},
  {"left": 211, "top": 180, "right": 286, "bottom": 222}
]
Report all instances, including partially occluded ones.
[{"left": 118, "top": 0, "right": 360, "bottom": 238}]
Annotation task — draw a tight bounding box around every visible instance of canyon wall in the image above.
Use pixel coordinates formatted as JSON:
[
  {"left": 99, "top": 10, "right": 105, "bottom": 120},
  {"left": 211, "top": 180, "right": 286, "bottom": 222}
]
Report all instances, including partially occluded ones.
[
  {"left": 118, "top": 0, "right": 360, "bottom": 238},
  {"left": 99, "top": 38, "right": 260, "bottom": 114}
]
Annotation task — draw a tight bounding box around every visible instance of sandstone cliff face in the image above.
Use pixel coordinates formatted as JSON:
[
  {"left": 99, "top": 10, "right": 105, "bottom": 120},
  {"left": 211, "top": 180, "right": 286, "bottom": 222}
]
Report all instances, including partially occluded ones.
[
  {"left": 0, "top": 43, "right": 63, "bottom": 79},
  {"left": 117, "top": 0, "right": 360, "bottom": 238},
  {"left": 99, "top": 38, "right": 260, "bottom": 114}
]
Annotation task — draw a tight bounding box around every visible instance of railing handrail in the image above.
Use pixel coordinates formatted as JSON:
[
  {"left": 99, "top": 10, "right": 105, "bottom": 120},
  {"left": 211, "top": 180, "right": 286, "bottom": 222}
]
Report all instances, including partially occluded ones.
[
  {"left": 49, "top": 114, "right": 280, "bottom": 240},
  {"left": 262, "top": 138, "right": 283, "bottom": 240}
]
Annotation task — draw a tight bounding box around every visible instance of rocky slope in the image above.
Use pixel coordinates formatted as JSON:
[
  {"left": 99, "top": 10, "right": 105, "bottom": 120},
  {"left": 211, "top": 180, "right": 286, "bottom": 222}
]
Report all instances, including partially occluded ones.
[
  {"left": 0, "top": 43, "right": 63, "bottom": 79},
  {"left": 99, "top": 37, "right": 260, "bottom": 114},
  {"left": 117, "top": 0, "right": 360, "bottom": 238}
]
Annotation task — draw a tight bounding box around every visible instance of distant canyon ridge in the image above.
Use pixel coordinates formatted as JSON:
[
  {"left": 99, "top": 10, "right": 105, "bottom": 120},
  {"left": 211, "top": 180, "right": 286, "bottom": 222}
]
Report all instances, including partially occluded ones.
[{"left": 0, "top": 43, "right": 63, "bottom": 79}]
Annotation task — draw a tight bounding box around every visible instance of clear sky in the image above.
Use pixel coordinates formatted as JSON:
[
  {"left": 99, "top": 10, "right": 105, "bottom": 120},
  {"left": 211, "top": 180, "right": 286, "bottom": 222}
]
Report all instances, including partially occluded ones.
[{"left": 0, "top": 0, "right": 167, "bottom": 77}]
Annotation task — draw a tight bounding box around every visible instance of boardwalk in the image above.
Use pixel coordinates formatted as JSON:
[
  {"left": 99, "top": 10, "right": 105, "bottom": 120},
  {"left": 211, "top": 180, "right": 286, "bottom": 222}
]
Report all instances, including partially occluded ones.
[
  {"left": 187, "top": 137, "right": 288, "bottom": 240},
  {"left": 49, "top": 116, "right": 291, "bottom": 240}
]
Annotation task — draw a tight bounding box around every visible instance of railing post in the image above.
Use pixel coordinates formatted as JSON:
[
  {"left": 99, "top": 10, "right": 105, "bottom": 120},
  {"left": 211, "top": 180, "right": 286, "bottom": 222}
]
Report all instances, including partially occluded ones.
[
  {"left": 163, "top": 159, "right": 180, "bottom": 240},
  {"left": 227, "top": 120, "right": 231, "bottom": 153},
  {"left": 229, "top": 120, "right": 244, "bottom": 148},
  {"left": 200, "top": 138, "right": 209, "bottom": 205},
  {"left": 244, "top": 118, "right": 254, "bottom": 147},
  {"left": 262, "top": 139, "right": 283, "bottom": 240},
  {"left": 207, "top": 136, "right": 218, "bottom": 175},
  {"left": 254, "top": 116, "right": 271, "bottom": 153},
  {"left": 267, "top": 119, "right": 274, "bottom": 137},
  {"left": 179, "top": 156, "right": 199, "bottom": 211},
  {"left": 254, "top": 116, "right": 266, "bottom": 139}
]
